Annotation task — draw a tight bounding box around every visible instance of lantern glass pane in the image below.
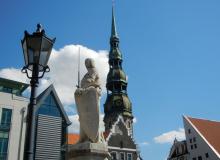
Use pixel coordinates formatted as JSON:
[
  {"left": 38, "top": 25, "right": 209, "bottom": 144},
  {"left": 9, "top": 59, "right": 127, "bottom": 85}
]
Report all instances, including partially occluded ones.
[
  {"left": 22, "top": 40, "right": 28, "bottom": 66},
  {"left": 39, "top": 51, "right": 48, "bottom": 67},
  {"left": 26, "top": 49, "right": 34, "bottom": 70},
  {"left": 28, "top": 49, "right": 34, "bottom": 64},
  {"left": 39, "top": 37, "right": 53, "bottom": 66},
  {"left": 26, "top": 36, "right": 41, "bottom": 65},
  {"left": 27, "top": 37, "right": 42, "bottom": 51}
]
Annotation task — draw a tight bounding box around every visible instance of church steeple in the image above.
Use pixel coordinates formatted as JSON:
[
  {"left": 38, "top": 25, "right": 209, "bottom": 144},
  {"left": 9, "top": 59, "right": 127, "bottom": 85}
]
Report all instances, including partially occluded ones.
[
  {"left": 104, "top": 6, "right": 133, "bottom": 135},
  {"left": 111, "top": 6, "right": 118, "bottom": 38}
]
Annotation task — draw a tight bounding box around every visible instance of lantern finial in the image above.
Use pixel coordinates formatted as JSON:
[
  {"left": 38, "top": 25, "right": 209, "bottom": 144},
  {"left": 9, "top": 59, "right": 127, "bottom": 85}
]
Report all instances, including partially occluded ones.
[{"left": 36, "top": 23, "right": 43, "bottom": 33}]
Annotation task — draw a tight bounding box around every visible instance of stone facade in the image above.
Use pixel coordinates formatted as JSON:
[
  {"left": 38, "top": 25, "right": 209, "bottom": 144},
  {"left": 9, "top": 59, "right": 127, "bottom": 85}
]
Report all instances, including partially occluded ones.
[{"left": 0, "top": 77, "right": 29, "bottom": 160}]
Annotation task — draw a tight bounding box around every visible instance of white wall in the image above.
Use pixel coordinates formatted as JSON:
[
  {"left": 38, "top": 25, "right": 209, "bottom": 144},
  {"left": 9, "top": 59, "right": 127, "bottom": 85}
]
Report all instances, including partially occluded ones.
[
  {"left": 183, "top": 116, "right": 220, "bottom": 160},
  {"left": 0, "top": 92, "right": 28, "bottom": 160}
]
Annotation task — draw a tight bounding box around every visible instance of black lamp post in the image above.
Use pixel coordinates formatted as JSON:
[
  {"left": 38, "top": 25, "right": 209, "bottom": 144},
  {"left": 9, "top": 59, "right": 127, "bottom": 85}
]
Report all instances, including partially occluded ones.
[{"left": 21, "top": 24, "right": 55, "bottom": 160}]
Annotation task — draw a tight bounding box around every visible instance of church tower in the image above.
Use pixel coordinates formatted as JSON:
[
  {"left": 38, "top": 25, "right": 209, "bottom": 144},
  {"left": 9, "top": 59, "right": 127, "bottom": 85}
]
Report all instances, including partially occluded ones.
[{"left": 104, "top": 7, "right": 134, "bottom": 136}]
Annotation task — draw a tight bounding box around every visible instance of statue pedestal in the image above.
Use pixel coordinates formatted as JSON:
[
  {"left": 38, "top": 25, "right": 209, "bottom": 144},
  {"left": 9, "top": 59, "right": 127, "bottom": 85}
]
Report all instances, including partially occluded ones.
[{"left": 68, "top": 142, "right": 110, "bottom": 160}]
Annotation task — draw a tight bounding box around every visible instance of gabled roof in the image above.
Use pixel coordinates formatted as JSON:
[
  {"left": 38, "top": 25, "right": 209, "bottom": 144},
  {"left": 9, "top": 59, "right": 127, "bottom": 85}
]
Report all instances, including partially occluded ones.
[
  {"left": 105, "top": 115, "right": 127, "bottom": 141},
  {"left": 36, "top": 85, "right": 71, "bottom": 125},
  {"left": 168, "top": 139, "right": 188, "bottom": 158},
  {"left": 184, "top": 116, "right": 220, "bottom": 158},
  {"left": 105, "top": 115, "right": 137, "bottom": 149},
  {"left": 68, "top": 133, "right": 79, "bottom": 145}
]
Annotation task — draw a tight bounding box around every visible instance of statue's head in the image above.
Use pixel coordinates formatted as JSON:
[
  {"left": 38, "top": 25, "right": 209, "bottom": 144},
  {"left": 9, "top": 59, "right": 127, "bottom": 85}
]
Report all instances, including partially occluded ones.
[{"left": 85, "top": 58, "right": 95, "bottom": 69}]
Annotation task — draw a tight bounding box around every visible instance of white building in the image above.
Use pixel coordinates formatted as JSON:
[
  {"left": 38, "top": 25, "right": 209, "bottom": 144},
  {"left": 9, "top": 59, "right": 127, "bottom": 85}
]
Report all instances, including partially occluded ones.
[
  {"left": 0, "top": 77, "right": 29, "bottom": 160},
  {"left": 0, "top": 77, "right": 71, "bottom": 160},
  {"left": 183, "top": 116, "right": 220, "bottom": 160},
  {"left": 168, "top": 116, "right": 220, "bottom": 160}
]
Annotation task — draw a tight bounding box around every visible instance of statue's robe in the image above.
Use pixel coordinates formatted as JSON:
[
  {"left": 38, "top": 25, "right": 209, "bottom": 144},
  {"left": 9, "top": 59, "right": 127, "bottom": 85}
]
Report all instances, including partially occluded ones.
[{"left": 75, "top": 87, "right": 101, "bottom": 143}]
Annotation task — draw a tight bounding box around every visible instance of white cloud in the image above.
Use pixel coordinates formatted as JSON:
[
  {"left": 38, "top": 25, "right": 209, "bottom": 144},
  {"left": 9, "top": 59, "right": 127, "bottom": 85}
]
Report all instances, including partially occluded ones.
[
  {"left": 154, "top": 128, "right": 185, "bottom": 144},
  {"left": 68, "top": 114, "right": 105, "bottom": 133},
  {"left": 68, "top": 114, "right": 80, "bottom": 133},
  {"left": 133, "top": 117, "right": 137, "bottom": 124},
  {"left": 0, "top": 44, "right": 109, "bottom": 106},
  {"left": 0, "top": 68, "right": 28, "bottom": 83}
]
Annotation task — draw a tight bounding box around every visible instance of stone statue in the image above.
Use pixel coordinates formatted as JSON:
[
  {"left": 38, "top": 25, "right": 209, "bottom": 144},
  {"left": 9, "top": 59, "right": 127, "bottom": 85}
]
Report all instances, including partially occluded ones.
[{"left": 74, "top": 58, "right": 103, "bottom": 143}]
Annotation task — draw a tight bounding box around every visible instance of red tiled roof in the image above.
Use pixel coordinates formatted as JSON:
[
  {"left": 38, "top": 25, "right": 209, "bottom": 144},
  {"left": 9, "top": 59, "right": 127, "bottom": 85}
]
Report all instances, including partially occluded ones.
[
  {"left": 68, "top": 133, "right": 79, "bottom": 145},
  {"left": 68, "top": 131, "right": 110, "bottom": 144},
  {"left": 103, "top": 131, "right": 110, "bottom": 140},
  {"left": 187, "top": 117, "right": 220, "bottom": 155}
]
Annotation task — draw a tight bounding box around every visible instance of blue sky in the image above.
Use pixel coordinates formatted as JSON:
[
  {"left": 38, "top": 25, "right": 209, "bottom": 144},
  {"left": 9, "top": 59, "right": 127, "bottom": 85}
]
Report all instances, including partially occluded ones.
[{"left": 1, "top": 0, "right": 220, "bottom": 159}]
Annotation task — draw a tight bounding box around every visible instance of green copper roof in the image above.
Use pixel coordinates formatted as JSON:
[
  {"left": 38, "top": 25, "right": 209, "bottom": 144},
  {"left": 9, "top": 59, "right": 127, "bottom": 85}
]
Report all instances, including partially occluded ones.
[
  {"left": 109, "top": 48, "right": 122, "bottom": 60},
  {"left": 111, "top": 6, "right": 118, "bottom": 38},
  {"left": 104, "top": 6, "right": 134, "bottom": 130},
  {"left": 107, "top": 68, "right": 127, "bottom": 83}
]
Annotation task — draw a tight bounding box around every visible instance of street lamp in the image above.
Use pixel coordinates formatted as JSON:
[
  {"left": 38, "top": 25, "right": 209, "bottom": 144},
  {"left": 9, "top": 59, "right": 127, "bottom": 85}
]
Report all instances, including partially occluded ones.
[{"left": 21, "top": 24, "right": 55, "bottom": 160}]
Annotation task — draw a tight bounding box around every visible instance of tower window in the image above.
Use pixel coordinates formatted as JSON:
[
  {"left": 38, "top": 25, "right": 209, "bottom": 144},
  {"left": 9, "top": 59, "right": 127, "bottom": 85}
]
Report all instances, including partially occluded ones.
[
  {"left": 127, "top": 121, "right": 131, "bottom": 128},
  {"left": 120, "top": 152, "right": 125, "bottom": 160},
  {"left": 127, "top": 153, "right": 133, "bottom": 160},
  {"left": 120, "top": 141, "right": 123, "bottom": 148},
  {"left": 113, "top": 42, "right": 118, "bottom": 47},
  {"left": 111, "top": 151, "right": 117, "bottom": 160},
  {"left": 198, "top": 156, "right": 202, "bottom": 160}
]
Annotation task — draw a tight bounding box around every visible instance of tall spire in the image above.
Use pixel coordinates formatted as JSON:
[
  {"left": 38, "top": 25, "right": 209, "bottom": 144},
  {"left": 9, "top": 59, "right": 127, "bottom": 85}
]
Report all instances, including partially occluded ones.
[
  {"left": 104, "top": 5, "right": 133, "bottom": 134},
  {"left": 111, "top": 6, "right": 118, "bottom": 38}
]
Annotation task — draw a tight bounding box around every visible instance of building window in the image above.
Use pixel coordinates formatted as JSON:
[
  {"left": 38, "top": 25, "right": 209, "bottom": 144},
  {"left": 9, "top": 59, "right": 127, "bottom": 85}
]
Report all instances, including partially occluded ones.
[
  {"left": 0, "top": 108, "right": 12, "bottom": 130},
  {"left": 191, "top": 145, "right": 193, "bottom": 150},
  {"left": 1, "top": 109, "right": 12, "bottom": 125},
  {"left": 198, "top": 156, "right": 202, "bottom": 160},
  {"left": 127, "top": 153, "right": 132, "bottom": 160},
  {"left": 190, "top": 138, "right": 192, "bottom": 143},
  {"left": 193, "top": 158, "right": 196, "bottom": 160},
  {"left": 193, "top": 137, "right": 196, "bottom": 142},
  {"left": 38, "top": 93, "right": 61, "bottom": 117},
  {"left": 194, "top": 144, "right": 197, "bottom": 149},
  {"left": 188, "top": 129, "right": 191, "bottom": 134},
  {"left": 0, "top": 108, "right": 12, "bottom": 160},
  {"left": 111, "top": 152, "right": 117, "bottom": 160},
  {"left": 120, "top": 152, "right": 125, "bottom": 160},
  {"left": 0, "top": 131, "right": 9, "bottom": 160},
  {"left": 205, "top": 153, "right": 209, "bottom": 158}
]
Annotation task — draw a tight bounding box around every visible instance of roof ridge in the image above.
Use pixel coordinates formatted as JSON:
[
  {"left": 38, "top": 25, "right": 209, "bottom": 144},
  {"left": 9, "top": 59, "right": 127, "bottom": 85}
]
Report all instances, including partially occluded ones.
[{"left": 185, "top": 115, "right": 220, "bottom": 123}]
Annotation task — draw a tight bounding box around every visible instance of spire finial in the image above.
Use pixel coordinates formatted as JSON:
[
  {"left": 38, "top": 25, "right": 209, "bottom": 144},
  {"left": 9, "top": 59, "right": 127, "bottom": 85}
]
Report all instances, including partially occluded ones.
[
  {"left": 111, "top": 1, "right": 118, "bottom": 37},
  {"left": 112, "top": 0, "right": 115, "bottom": 7}
]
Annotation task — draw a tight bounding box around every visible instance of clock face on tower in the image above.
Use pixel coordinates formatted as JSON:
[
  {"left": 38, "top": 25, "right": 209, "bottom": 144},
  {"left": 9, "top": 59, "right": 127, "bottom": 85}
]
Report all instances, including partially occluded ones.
[{"left": 115, "top": 99, "right": 122, "bottom": 106}]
